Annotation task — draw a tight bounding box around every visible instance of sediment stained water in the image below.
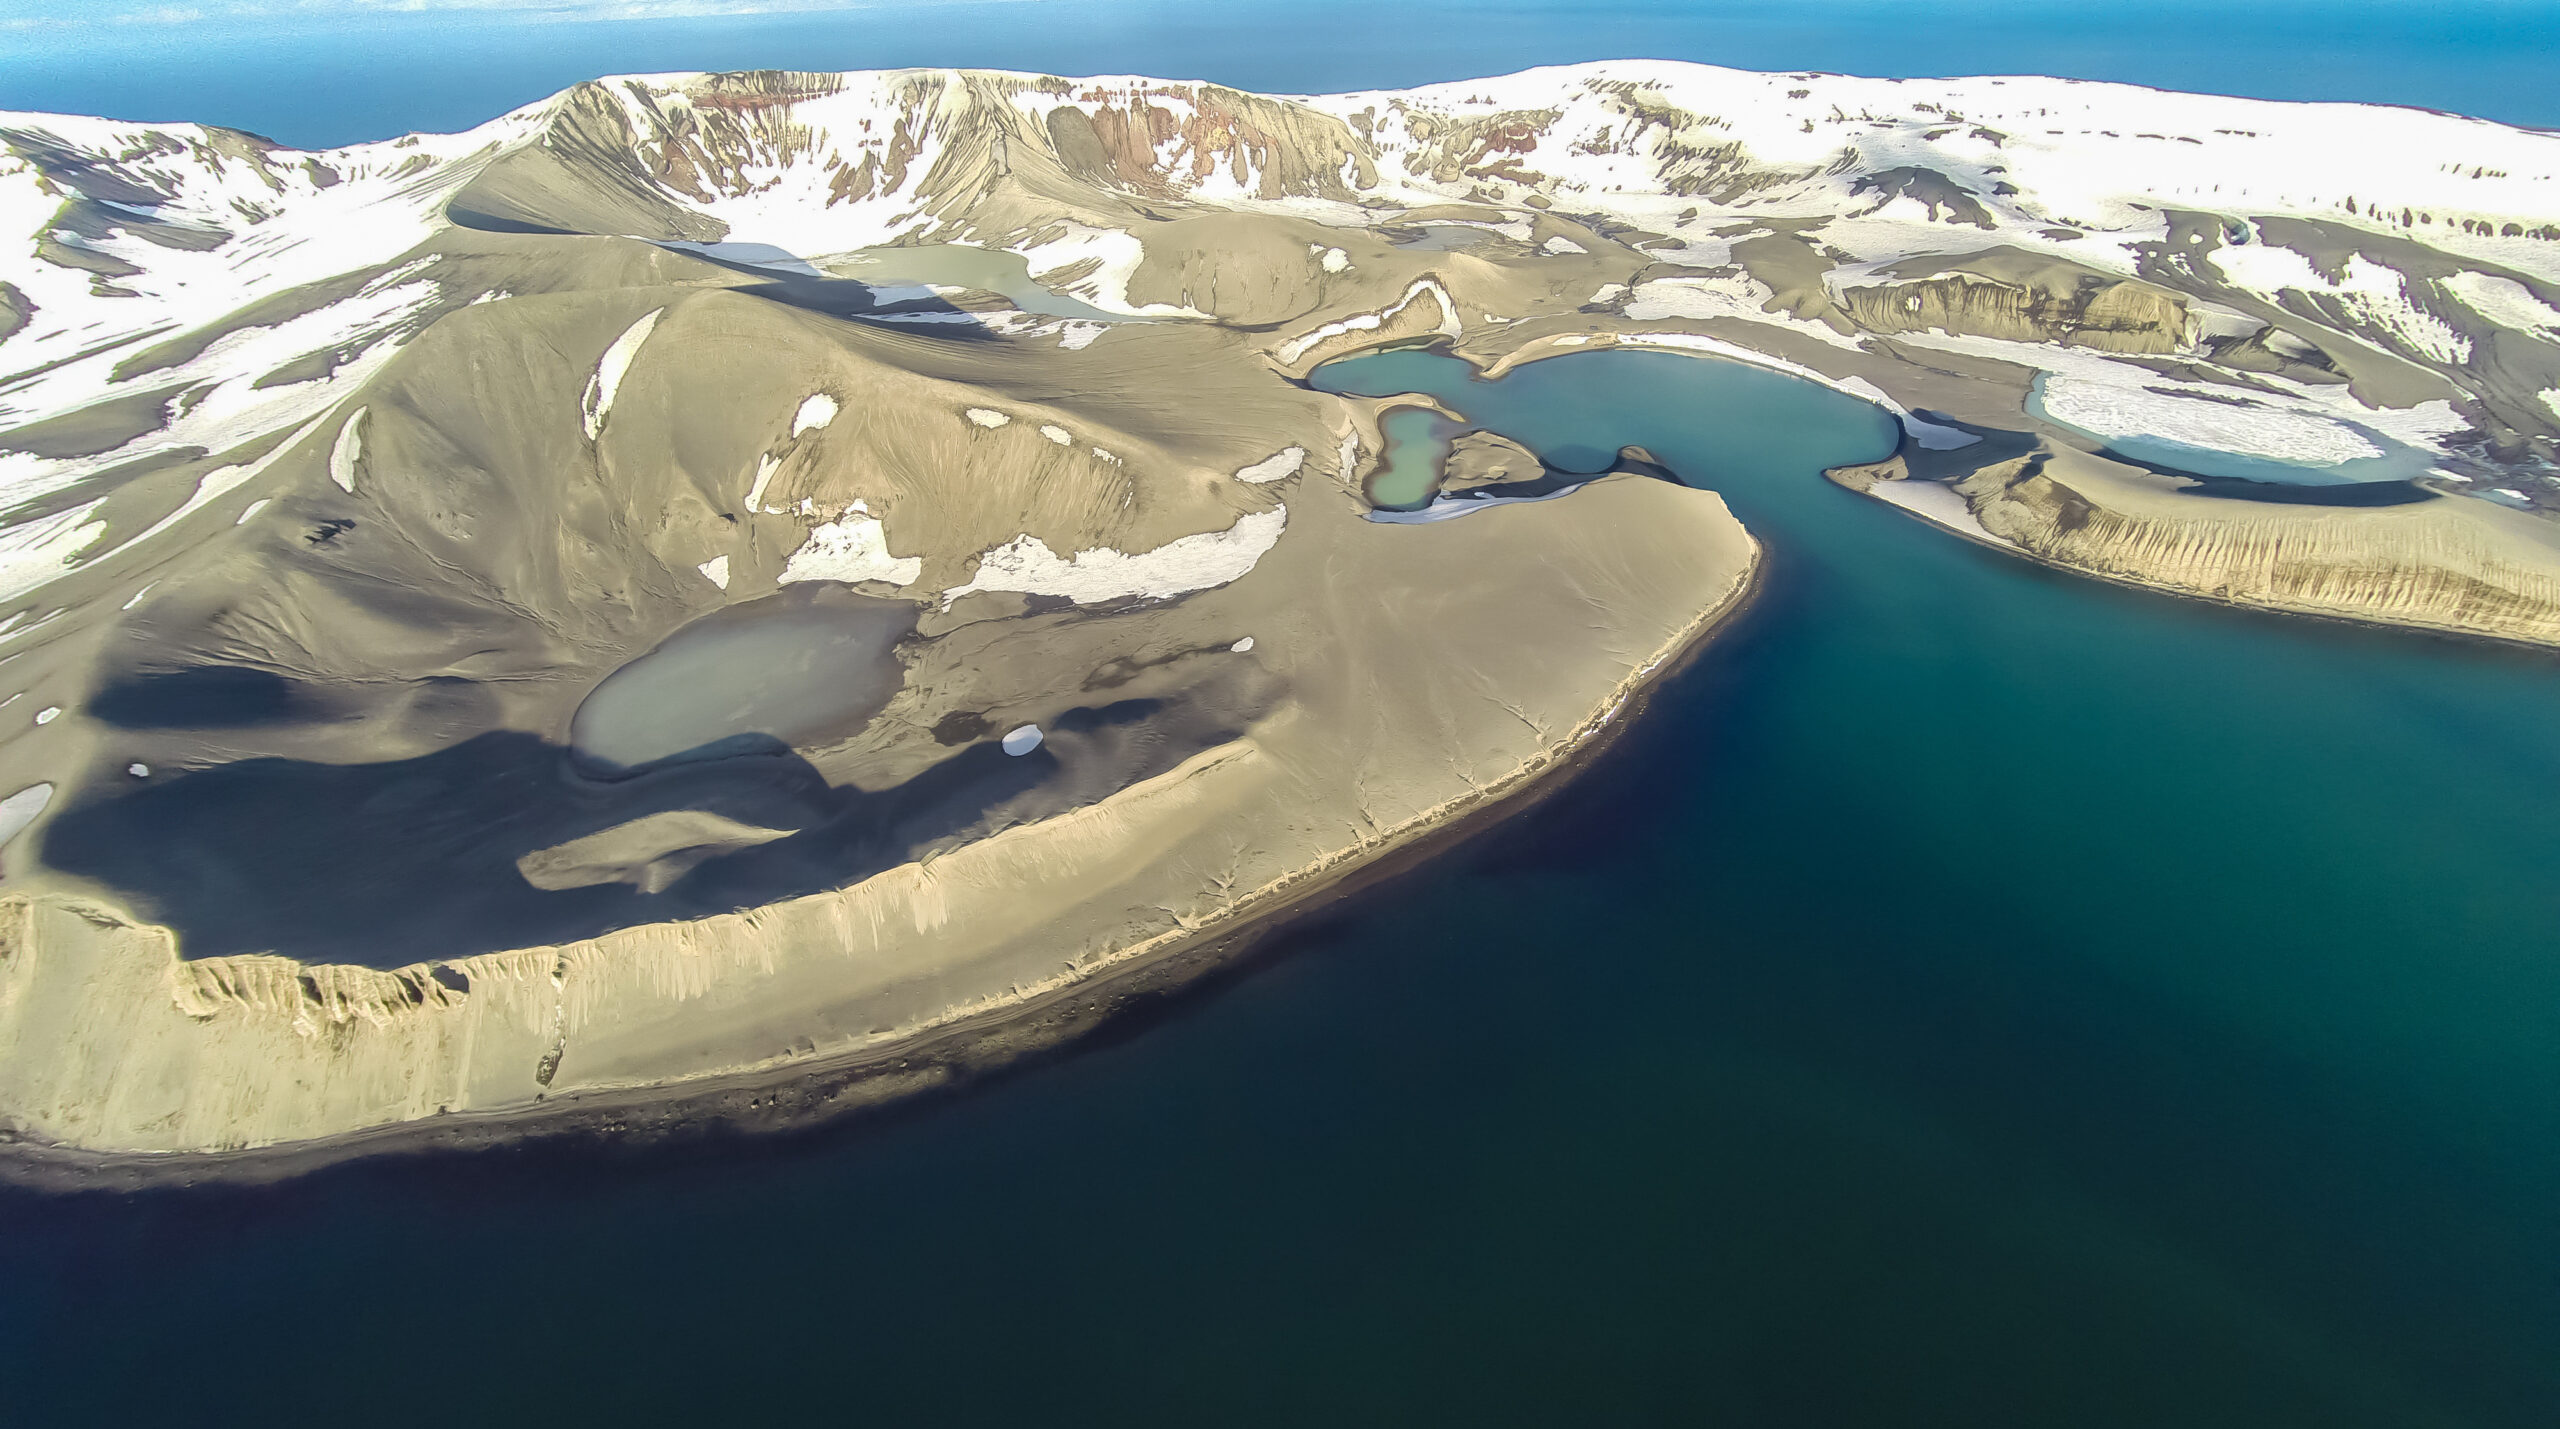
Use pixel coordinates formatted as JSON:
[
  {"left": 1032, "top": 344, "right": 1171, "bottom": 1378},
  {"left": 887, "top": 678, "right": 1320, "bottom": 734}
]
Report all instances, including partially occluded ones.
[{"left": 5, "top": 350, "right": 2556, "bottom": 1427}]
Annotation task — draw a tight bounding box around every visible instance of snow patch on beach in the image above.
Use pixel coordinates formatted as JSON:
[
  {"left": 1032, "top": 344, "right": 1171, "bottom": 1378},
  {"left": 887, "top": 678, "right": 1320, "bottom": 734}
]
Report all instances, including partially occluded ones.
[
  {"left": 1837, "top": 377, "right": 1982, "bottom": 451},
  {"left": 945, "top": 507, "right": 1287, "bottom": 605},
  {"left": 1867, "top": 479, "right": 2011, "bottom": 544}
]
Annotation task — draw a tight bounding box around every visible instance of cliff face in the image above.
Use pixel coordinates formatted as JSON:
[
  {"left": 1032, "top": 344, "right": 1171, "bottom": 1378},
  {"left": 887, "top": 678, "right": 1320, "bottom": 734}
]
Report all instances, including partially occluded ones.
[{"left": 1961, "top": 452, "right": 2560, "bottom": 645}]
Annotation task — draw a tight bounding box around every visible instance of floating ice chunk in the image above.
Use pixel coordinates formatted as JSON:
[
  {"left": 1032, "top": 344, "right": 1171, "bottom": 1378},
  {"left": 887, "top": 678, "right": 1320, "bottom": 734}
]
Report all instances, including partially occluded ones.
[
  {"left": 581, "top": 308, "right": 664, "bottom": 441},
  {"left": 945, "top": 508, "right": 1287, "bottom": 606},
  {"left": 965, "top": 408, "right": 1010, "bottom": 428},
  {"left": 1236, "top": 447, "right": 1307, "bottom": 484},
  {"left": 1040, "top": 424, "right": 1072, "bottom": 445},
  {"left": 697, "top": 555, "right": 730, "bottom": 590},
  {"left": 792, "top": 393, "right": 839, "bottom": 436},
  {"left": 127, "top": 763, "right": 149, "bottom": 777},
  {"left": 780, "top": 507, "right": 921, "bottom": 587},
  {"left": 1001, "top": 724, "right": 1044, "bottom": 756},
  {"left": 235, "top": 499, "right": 269, "bottom": 525},
  {"left": 0, "top": 783, "right": 51, "bottom": 845},
  {"left": 328, "top": 406, "right": 366, "bottom": 493},
  {"left": 1231, "top": 636, "right": 1255, "bottom": 653},
  {"left": 33, "top": 706, "right": 59, "bottom": 725},
  {"left": 1542, "top": 235, "right": 1588, "bottom": 256}
]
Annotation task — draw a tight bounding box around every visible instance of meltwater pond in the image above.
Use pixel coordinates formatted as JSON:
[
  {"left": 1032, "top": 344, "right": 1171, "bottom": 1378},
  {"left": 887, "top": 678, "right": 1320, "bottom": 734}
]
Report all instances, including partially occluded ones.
[
  {"left": 9, "top": 347, "right": 2557, "bottom": 1428},
  {"left": 569, "top": 586, "right": 912, "bottom": 770}
]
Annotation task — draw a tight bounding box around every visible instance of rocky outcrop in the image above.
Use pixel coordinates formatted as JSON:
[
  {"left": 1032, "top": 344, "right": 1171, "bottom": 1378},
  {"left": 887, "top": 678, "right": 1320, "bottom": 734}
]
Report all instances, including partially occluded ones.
[
  {"left": 1837, "top": 251, "right": 2192, "bottom": 354},
  {"left": 1441, "top": 431, "right": 1545, "bottom": 491}
]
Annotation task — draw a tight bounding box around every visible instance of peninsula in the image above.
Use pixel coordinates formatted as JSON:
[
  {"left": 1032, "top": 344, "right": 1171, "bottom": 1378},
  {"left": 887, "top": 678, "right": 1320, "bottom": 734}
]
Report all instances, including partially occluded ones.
[{"left": 2, "top": 62, "right": 2556, "bottom": 1173}]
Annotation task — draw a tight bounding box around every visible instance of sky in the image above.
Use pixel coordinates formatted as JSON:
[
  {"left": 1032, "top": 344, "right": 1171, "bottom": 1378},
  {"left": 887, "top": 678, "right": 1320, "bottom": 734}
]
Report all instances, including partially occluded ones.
[{"left": 2, "top": 0, "right": 2555, "bottom": 145}]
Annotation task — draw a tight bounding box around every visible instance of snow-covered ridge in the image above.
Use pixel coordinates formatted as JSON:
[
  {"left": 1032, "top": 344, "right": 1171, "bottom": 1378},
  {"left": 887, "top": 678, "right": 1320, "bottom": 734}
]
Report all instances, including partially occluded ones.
[{"left": 4, "top": 58, "right": 2560, "bottom": 616}]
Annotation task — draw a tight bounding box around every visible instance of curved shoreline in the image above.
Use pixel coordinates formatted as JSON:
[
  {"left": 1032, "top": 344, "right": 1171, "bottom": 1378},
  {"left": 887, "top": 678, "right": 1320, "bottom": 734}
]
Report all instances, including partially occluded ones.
[{"left": 0, "top": 541, "right": 1766, "bottom": 1191}]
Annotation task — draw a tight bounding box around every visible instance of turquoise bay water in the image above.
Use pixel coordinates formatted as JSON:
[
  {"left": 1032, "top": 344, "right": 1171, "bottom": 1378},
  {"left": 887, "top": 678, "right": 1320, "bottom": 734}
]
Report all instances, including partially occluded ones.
[{"left": 3, "top": 347, "right": 2553, "bottom": 1425}]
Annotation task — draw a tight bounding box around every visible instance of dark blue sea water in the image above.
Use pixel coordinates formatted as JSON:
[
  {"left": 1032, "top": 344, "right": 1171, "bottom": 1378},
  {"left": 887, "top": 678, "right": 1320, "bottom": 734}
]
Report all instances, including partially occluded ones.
[
  {"left": 4, "top": 344, "right": 2555, "bottom": 1427},
  {"left": 4, "top": 10, "right": 2558, "bottom": 1424},
  {"left": 3, "top": 1, "right": 2558, "bottom": 145}
]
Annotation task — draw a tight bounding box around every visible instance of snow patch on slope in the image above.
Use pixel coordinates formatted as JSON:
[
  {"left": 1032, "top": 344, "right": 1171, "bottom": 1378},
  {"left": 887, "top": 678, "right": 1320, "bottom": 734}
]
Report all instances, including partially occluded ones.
[
  {"left": 792, "top": 393, "right": 839, "bottom": 435},
  {"left": 1277, "top": 279, "right": 1462, "bottom": 363},
  {"left": 1236, "top": 447, "right": 1306, "bottom": 484},
  {"left": 328, "top": 407, "right": 367, "bottom": 493},
  {"left": 779, "top": 503, "right": 921, "bottom": 587},
  {"left": 944, "top": 508, "right": 1287, "bottom": 605},
  {"left": 581, "top": 308, "right": 663, "bottom": 441}
]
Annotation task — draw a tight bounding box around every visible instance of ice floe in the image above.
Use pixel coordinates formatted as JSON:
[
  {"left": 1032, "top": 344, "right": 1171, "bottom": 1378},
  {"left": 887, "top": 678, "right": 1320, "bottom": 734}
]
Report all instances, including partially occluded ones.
[{"left": 779, "top": 503, "right": 922, "bottom": 587}]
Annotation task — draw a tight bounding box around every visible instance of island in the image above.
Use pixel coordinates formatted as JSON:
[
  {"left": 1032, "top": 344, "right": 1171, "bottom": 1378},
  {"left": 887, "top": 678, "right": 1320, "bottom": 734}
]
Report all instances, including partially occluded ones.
[{"left": 0, "top": 61, "right": 2554, "bottom": 1176}]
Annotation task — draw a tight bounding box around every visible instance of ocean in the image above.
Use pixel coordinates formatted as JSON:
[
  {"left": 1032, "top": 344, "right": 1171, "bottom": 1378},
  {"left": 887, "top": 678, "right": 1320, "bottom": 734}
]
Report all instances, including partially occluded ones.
[{"left": 2, "top": 7, "right": 2556, "bottom": 1424}]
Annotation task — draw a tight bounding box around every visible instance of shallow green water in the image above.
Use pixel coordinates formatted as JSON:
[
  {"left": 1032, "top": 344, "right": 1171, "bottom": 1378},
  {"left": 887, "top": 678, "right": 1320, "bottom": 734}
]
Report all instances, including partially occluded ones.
[
  {"left": 1365, "top": 403, "right": 1461, "bottom": 508},
  {"left": 4, "top": 347, "right": 2554, "bottom": 1427}
]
